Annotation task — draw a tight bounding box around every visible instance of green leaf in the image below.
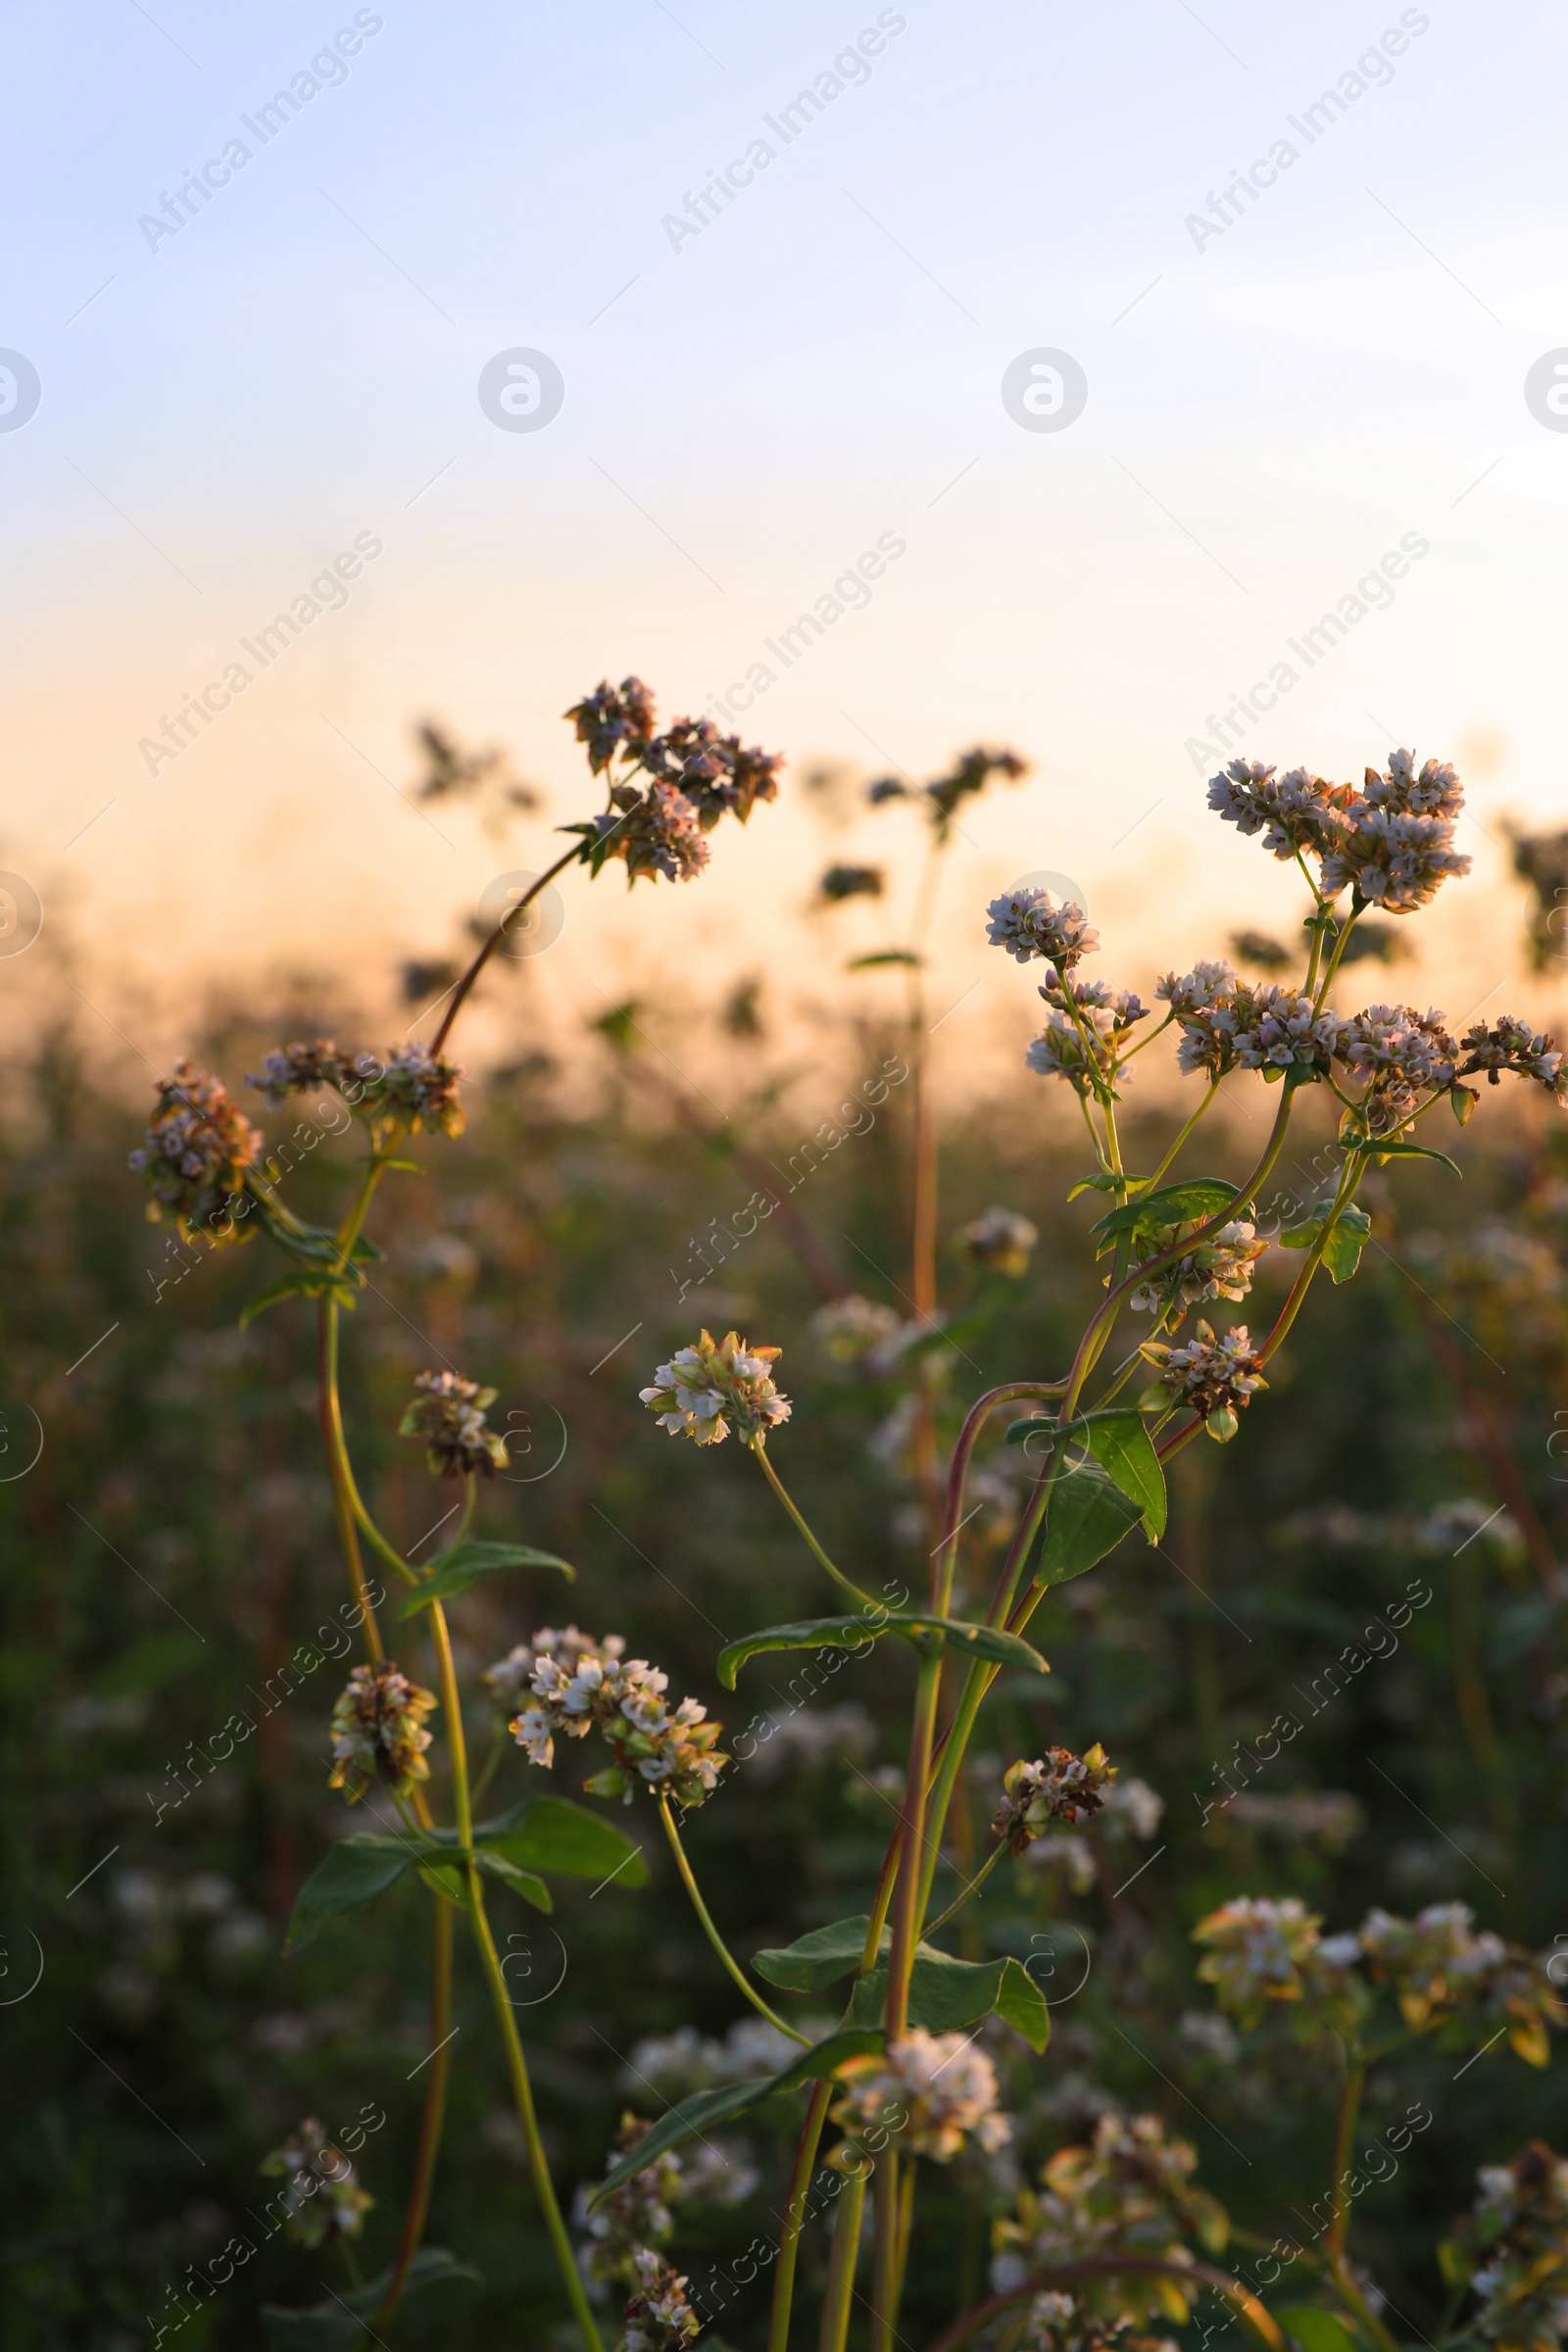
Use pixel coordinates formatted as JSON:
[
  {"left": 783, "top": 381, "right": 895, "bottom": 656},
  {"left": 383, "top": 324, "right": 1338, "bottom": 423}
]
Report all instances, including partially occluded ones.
[
  {"left": 1068, "top": 1171, "right": 1148, "bottom": 1200},
  {"left": 239, "top": 1265, "right": 363, "bottom": 1329},
  {"left": 1346, "top": 1137, "right": 1463, "bottom": 1178},
  {"left": 1280, "top": 1200, "right": 1373, "bottom": 1284},
  {"left": 1032, "top": 1455, "right": 1144, "bottom": 1587},
  {"left": 283, "top": 1835, "right": 417, "bottom": 1955},
  {"left": 247, "top": 1192, "right": 383, "bottom": 1268},
  {"left": 755, "top": 1915, "right": 884, "bottom": 1990},
  {"left": 717, "top": 1614, "right": 1047, "bottom": 1690},
  {"left": 1091, "top": 1176, "right": 1241, "bottom": 1248},
  {"left": 588, "top": 2028, "right": 885, "bottom": 2206},
  {"left": 846, "top": 949, "right": 923, "bottom": 968},
  {"left": 1272, "top": 2308, "right": 1361, "bottom": 2352},
  {"left": 849, "top": 1950, "right": 1051, "bottom": 2054},
  {"left": 396, "top": 1538, "right": 575, "bottom": 1617},
  {"left": 1081, "top": 1409, "right": 1165, "bottom": 1542},
  {"left": 416, "top": 1858, "right": 469, "bottom": 1908},
  {"left": 262, "top": 2248, "right": 479, "bottom": 2349},
  {"left": 476, "top": 1796, "right": 648, "bottom": 1888},
  {"left": 472, "top": 1849, "right": 553, "bottom": 1910}
]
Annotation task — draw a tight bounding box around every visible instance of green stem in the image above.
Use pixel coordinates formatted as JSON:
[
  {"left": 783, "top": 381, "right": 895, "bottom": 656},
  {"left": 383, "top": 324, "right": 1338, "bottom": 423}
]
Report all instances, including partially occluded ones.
[
  {"left": 1140, "top": 1078, "right": 1220, "bottom": 1194},
  {"left": 766, "top": 2076, "right": 833, "bottom": 2352},
  {"left": 657, "top": 1794, "right": 808, "bottom": 2041},
  {"left": 752, "top": 1440, "right": 880, "bottom": 1611},
  {"left": 372, "top": 1895, "right": 455, "bottom": 2329},
  {"left": 817, "top": 2163, "right": 869, "bottom": 2352},
  {"left": 923, "top": 1838, "right": 1007, "bottom": 1938},
  {"left": 1258, "top": 1162, "right": 1368, "bottom": 1366},
  {"left": 885, "top": 1645, "right": 944, "bottom": 2038},
  {"left": 870, "top": 2145, "right": 901, "bottom": 2352},
  {"left": 426, "top": 1600, "right": 603, "bottom": 2352},
  {"left": 1325, "top": 2047, "right": 1366, "bottom": 2258},
  {"left": 1313, "top": 902, "right": 1363, "bottom": 1013},
  {"left": 318, "top": 1298, "right": 385, "bottom": 1661}
]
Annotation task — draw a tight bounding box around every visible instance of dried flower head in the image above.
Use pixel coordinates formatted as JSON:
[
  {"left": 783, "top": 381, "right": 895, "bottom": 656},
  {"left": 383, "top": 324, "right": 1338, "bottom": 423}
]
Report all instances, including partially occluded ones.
[
  {"left": 596, "top": 779, "right": 710, "bottom": 886},
  {"left": 987, "top": 887, "right": 1100, "bottom": 969},
  {"left": 956, "top": 1205, "right": 1040, "bottom": 1277},
  {"left": 328, "top": 1660, "right": 438, "bottom": 1802},
  {"left": 834, "top": 2029, "right": 1011, "bottom": 2161},
  {"left": 508, "top": 1626, "right": 727, "bottom": 1809},
  {"left": 621, "top": 2247, "right": 701, "bottom": 2350},
  {"left": 994, "top": 1746, "right": 1116, "bottom": 1852},
  {"left": 259, "top": 2117, "right": 373, "bottom": 2248},
  {"left": 400, "top": 1368, "right": 509, "bottom": 1479},
  {"left": 129, "top": 1060, "right": 263, "bottom": 1237},
  {"left": 640, "top": 1329, "right": 791, "bottom": 1446},
  {"left": 1442, "top": 2142, "right": 1568, "bottom": 2352},
  {"left": 1143, "top": 1320, "right": 1266, "bottom": 1426}
]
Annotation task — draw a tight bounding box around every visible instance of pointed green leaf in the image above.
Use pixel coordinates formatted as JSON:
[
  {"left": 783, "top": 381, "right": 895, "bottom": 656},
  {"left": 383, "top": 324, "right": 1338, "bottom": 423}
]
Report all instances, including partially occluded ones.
[
  {"left": 262, "top": 2248, "right": 479, "bottom": 2349},
  {"left": 994, "top": 1955, "right": 1053, "bottom": 2052},
  {"left": 476, "top": 1796, "right": 648, "bottom": 1887},
  {"left": 239, "top": 1266, "right": 363, "bottom": 1329},
  {"left": 718, "top": 1614, "right": 1046, "bottom": 1690},
  {"left": 1081, "top": 1409, "right": 1165, "bottom": 1542},
  {"left": 1031, "top": 1455, "right": 1143, "bottom": 1587},
  {"left": 472, "top": 1849, "right": 553, "bottom": 1911},
  {"left": 1069, "top": 1171, "right": 1148, "bottom": 1200},
  {"left": 1347, "top": 1138, "right": 1462, "bottom": 1178},
  {"left": 849, "top": 1950, "right": 1052, "bottom": 2053},
  {"left": 587, "top": 2028, "right": 885, "bottom": 2206},
  {"left": 396, "top": 1538, "right": 574, "bottom": 1617},
  {"left": 755, "top": 1915, "right": 885, "bottom": 1990},
  {"left": 283, "top": 1835, "right": 416, "bottom": 1955},
  {"left": 847, "top": 949, "right": 923, "bottom": 969},
  {"left": 1091, "top": 1177, "right": 1242, "bottom": 1248},
  {"left": 1280, "top": 1200, "right": 1372, "bottom": 1284}
]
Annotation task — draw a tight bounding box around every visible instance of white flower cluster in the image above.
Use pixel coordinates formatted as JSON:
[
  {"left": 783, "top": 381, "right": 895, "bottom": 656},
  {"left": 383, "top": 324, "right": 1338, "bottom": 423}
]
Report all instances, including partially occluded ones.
[
  {"left": 834, "top": 2029, "right": 1012, "bottom": 2161},
  {"left": 956, "top": 1204, "right": 1040, "bottom": 1276},
  {"left": 621, "top": 2247, "right": 701, "bottom": 2349},
  {"left": 640, "top": 1328, "right": 791, "bottom": 1446},
  {"left": 808, "top": 1293, "right": 905, "bottom": 1372},
  {"left": 1209, "top": 750, "right": 1472, "bottom": 914},
  {"left": 500, "top": 1626, "right": 727, "bottom": 1809},
  {"left": 987, "top": 887, "right": 1099, "bottom": 967},
  {"left": 1206, "top": 760, "right": 1348, "bottom": 861},
  {"left": 625, "top": 2016, "right": 832, "bottom": 2097},
  {"left": 1460, "top": 1015, "right": 1568, "bottom": 1102},
  {"left": 1151, "top": 1320, "right": 1266, "bottom": 1423},
  {"left": 1130, "top": 1221, "right": 1265, "bottom": 1322},
  {"left": 1026, "top": 976, "right": 1151, "bottom": 1094},
  {"left": 1343, "top": 1004, "right": 1457, "bottom": 1119}
]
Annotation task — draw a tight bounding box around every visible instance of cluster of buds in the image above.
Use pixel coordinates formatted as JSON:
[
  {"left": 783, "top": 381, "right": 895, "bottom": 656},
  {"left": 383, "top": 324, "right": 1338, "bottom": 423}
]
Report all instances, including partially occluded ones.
[
  {"left": 621, "top": 2247, "right": 701, "bottom": 2350},
  {"left": 573, "top": 2114, "right": 683, "bottom": 2291},
  {"left": 834, "top": 2029, "right": 1011, "bottom": 2162},
  {"left": 400, "top": 1369, "right": 509, "bottom": 1479},
  {"left": 987, "top": 886, "right": 1100, "bottom": 970},
  {"left": 1209, "top": 750, "right": 1471, "bottom": 914},
  {"left": 1441, "top": 2142, "right": 1568, "bottom": 2352},
  {"left": 1459, "top": 1015, "right": 1568, "bottom": 1103},
  {"left": 129, "top": 1060, "right": 263, "bottom": 1237},
  {"left": 1018, "top": 2292, "right": 1179, "bottom": 2352},
  {"left": 1342, "top": 1004, "right": 1458, "bottom": 1123},
  {"left": 248, "top": 1040, "right": 466, "bottom": 1136},
  {"left": 567, "top": 676, "right": 659, "bottom": 772},
  {"left": 327, "top": 1660, "right": 438, "bottom": 1803},
  {"left": 505, "top": 1625, "right": 728, "bottom": 1810},
  {"left": 259, "top": 2118, "right": 374, "bottom": 2247},
  {"left": 1142, "top": 1321, "right": 1266, "bottom": 1440},
  {"left": 994, "top": 1746, "right": 1117, "bottom": 1853},
  {"left": 596, "top": 779, "right": 710, "bottom": 886},
  {"left": 1026, "top": 974, "right": 1151, "bottom": 1094},
  {"left": 956, "top": 1205, "right": 1039, "bottom": 1277},
  {"left": 817, "top": 860, "right": 885, "bottom": 902},
  {"left": 640, "top": 1329, "right": 791, "bottom": 1446},
  {"left": 993, "top": 2113, "right": 1227, "bottom": 2329},
  {"left": 1130, "top": 1221, "right": 1266, "bottom": 1327},
  {"left": 565, "top": 679, "right": 781, "bottom": 889}
]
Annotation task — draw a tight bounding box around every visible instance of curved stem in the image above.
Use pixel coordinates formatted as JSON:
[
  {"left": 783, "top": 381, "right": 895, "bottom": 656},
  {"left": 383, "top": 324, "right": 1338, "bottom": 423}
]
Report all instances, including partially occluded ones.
[
  {"left": 431, "top": 843, "right": 582, "bottom": 1054},
  {"left": 922, "top": 1838, "right": 1007, "bottom": 1939},
  {"left": 372, "top": 1895, "right": 455, "bottom": 2329},
  {"left": 923, "top": 2257, "right": 1286, "bottom": 2352},
  {"left": 752, "top": 1440, "right": 880, "bottom": 1611},
  {"left": 931, "top": 1383, "right": 1068, "bottom": 1615},
  {"left": 1257, "top": 1162, "right": 1368, "bottom": 1366},
  {"left": 657, "top": 1794, "right": 808, "bottom": 2041},
  {"left": 766, "top": 2076, "right": 833, "bottom": 2352},
  {"left": 426, "top": 1599, "right": 603, "bottom": 2352},
  {"left": 318, "top": 1298, "right": 385, "bottom": 1661}
]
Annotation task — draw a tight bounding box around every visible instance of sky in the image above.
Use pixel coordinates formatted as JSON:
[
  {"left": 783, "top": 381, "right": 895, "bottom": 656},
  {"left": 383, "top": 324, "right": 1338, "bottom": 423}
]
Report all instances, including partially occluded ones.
[{"left": 3, "top": 0, "right": 1567, "bottom": 1078}]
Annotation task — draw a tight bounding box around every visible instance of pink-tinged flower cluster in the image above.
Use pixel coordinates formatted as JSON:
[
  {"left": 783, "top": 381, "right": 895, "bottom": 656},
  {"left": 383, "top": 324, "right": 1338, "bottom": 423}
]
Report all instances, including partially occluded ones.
[
  {"left": 1209, "top": 749, "right": 1471, "bottom": 914},
  {"left": 566, "top": 679, "right": 781, "bottom": 890},
  {"left": 247, "top": 1039, "right": 466, "bottom": 1134},
  {"left": 1145, "top": 1320, "right": 1266, "bottom": 1423},
  {"left": 399, "top": 1369, "right": 509, "bottom": 1479},
  {"left": 566, "top": 676, "right": 659, "bottom": 773},
  {"left": 640, "top": 1329, "right": 791, "bottom": 1446},
  {"left": 129, "top": 1060, "right": 263, "bottom": 1236},
  {"left": 1130, "top": 1221, "right": 1265, "bottom": 1324},
  {"left": 622, "top": 2246, "right": 701, "bottom": 2349},
  {"left": 596, "top": 779, "right": 710, "bottom": 886},
  {"left": 1343, "top": 1004, "right": 1458, "bottom": 1121},
  {"left": 994, "top": 1745, "right": 1116, "bottom": 1853},
  {"left": 987, "top": 886, "right": 1100, "bottom": 969},
  {"left": 503, "top": 1625, "right": 728, "bottom": 1810},
  {"left": 834, "top": 2029, "right": 1011, "bottom": 2161},
  {"left": 1157, "top": 969, "right": 1347, "bottom": 1081},
  {"left": 1459, "top": 1016, "right": 1568, "bottom": 1102},
  {"left": 1026, "top": 972, "right": 1150, "bottom": 1093}
]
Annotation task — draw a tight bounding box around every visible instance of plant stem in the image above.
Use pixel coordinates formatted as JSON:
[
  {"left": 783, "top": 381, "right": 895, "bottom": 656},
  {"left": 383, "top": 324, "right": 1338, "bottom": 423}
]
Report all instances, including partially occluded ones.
[
  {"left": 766, "top": 2076, "right": 833, "bottom": 2352},
  {"left": 318, "top": 1298, "right": 385, "bottom": 1661},
  {"left": 817, "top": 2163, "right": 869, "bottom": 2352},
  {"left": 1325, "top": 2047, "right": 1365, "bottom": 2257},
  {"left": 425, "top": 1599, "right": 603, "bottom": 2351},
  {"left": 870, "top": 2146, "right": 901, "bottom": 2352},
  {"left": 657, "top": 1794, "right": 808, "bottom": 2040},
  {"left": 752, "top": 1440, "right": 881, "bottom": 1610},
  {"left": 431, "top": 844, "right": 582, "bottom": 1054},
  {"left": 1140, "top": 1079, "right": 1221, "bottom": 1194},
  {"left": 885, "top": 1644, "right": 944, "bottom": 2039},
  {"left": 923, "top": 1838, "right": 1007, "bottom": 1937},
  {"left": 372, "top": 1893, "right": 455, "bottom": 2329}
]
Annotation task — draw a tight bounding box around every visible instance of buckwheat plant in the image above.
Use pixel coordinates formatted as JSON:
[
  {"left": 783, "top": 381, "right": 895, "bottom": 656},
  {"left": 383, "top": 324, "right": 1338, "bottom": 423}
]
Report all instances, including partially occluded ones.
[{"left": 132, "top": 730, "right": 1567, "bottom": 2352}]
